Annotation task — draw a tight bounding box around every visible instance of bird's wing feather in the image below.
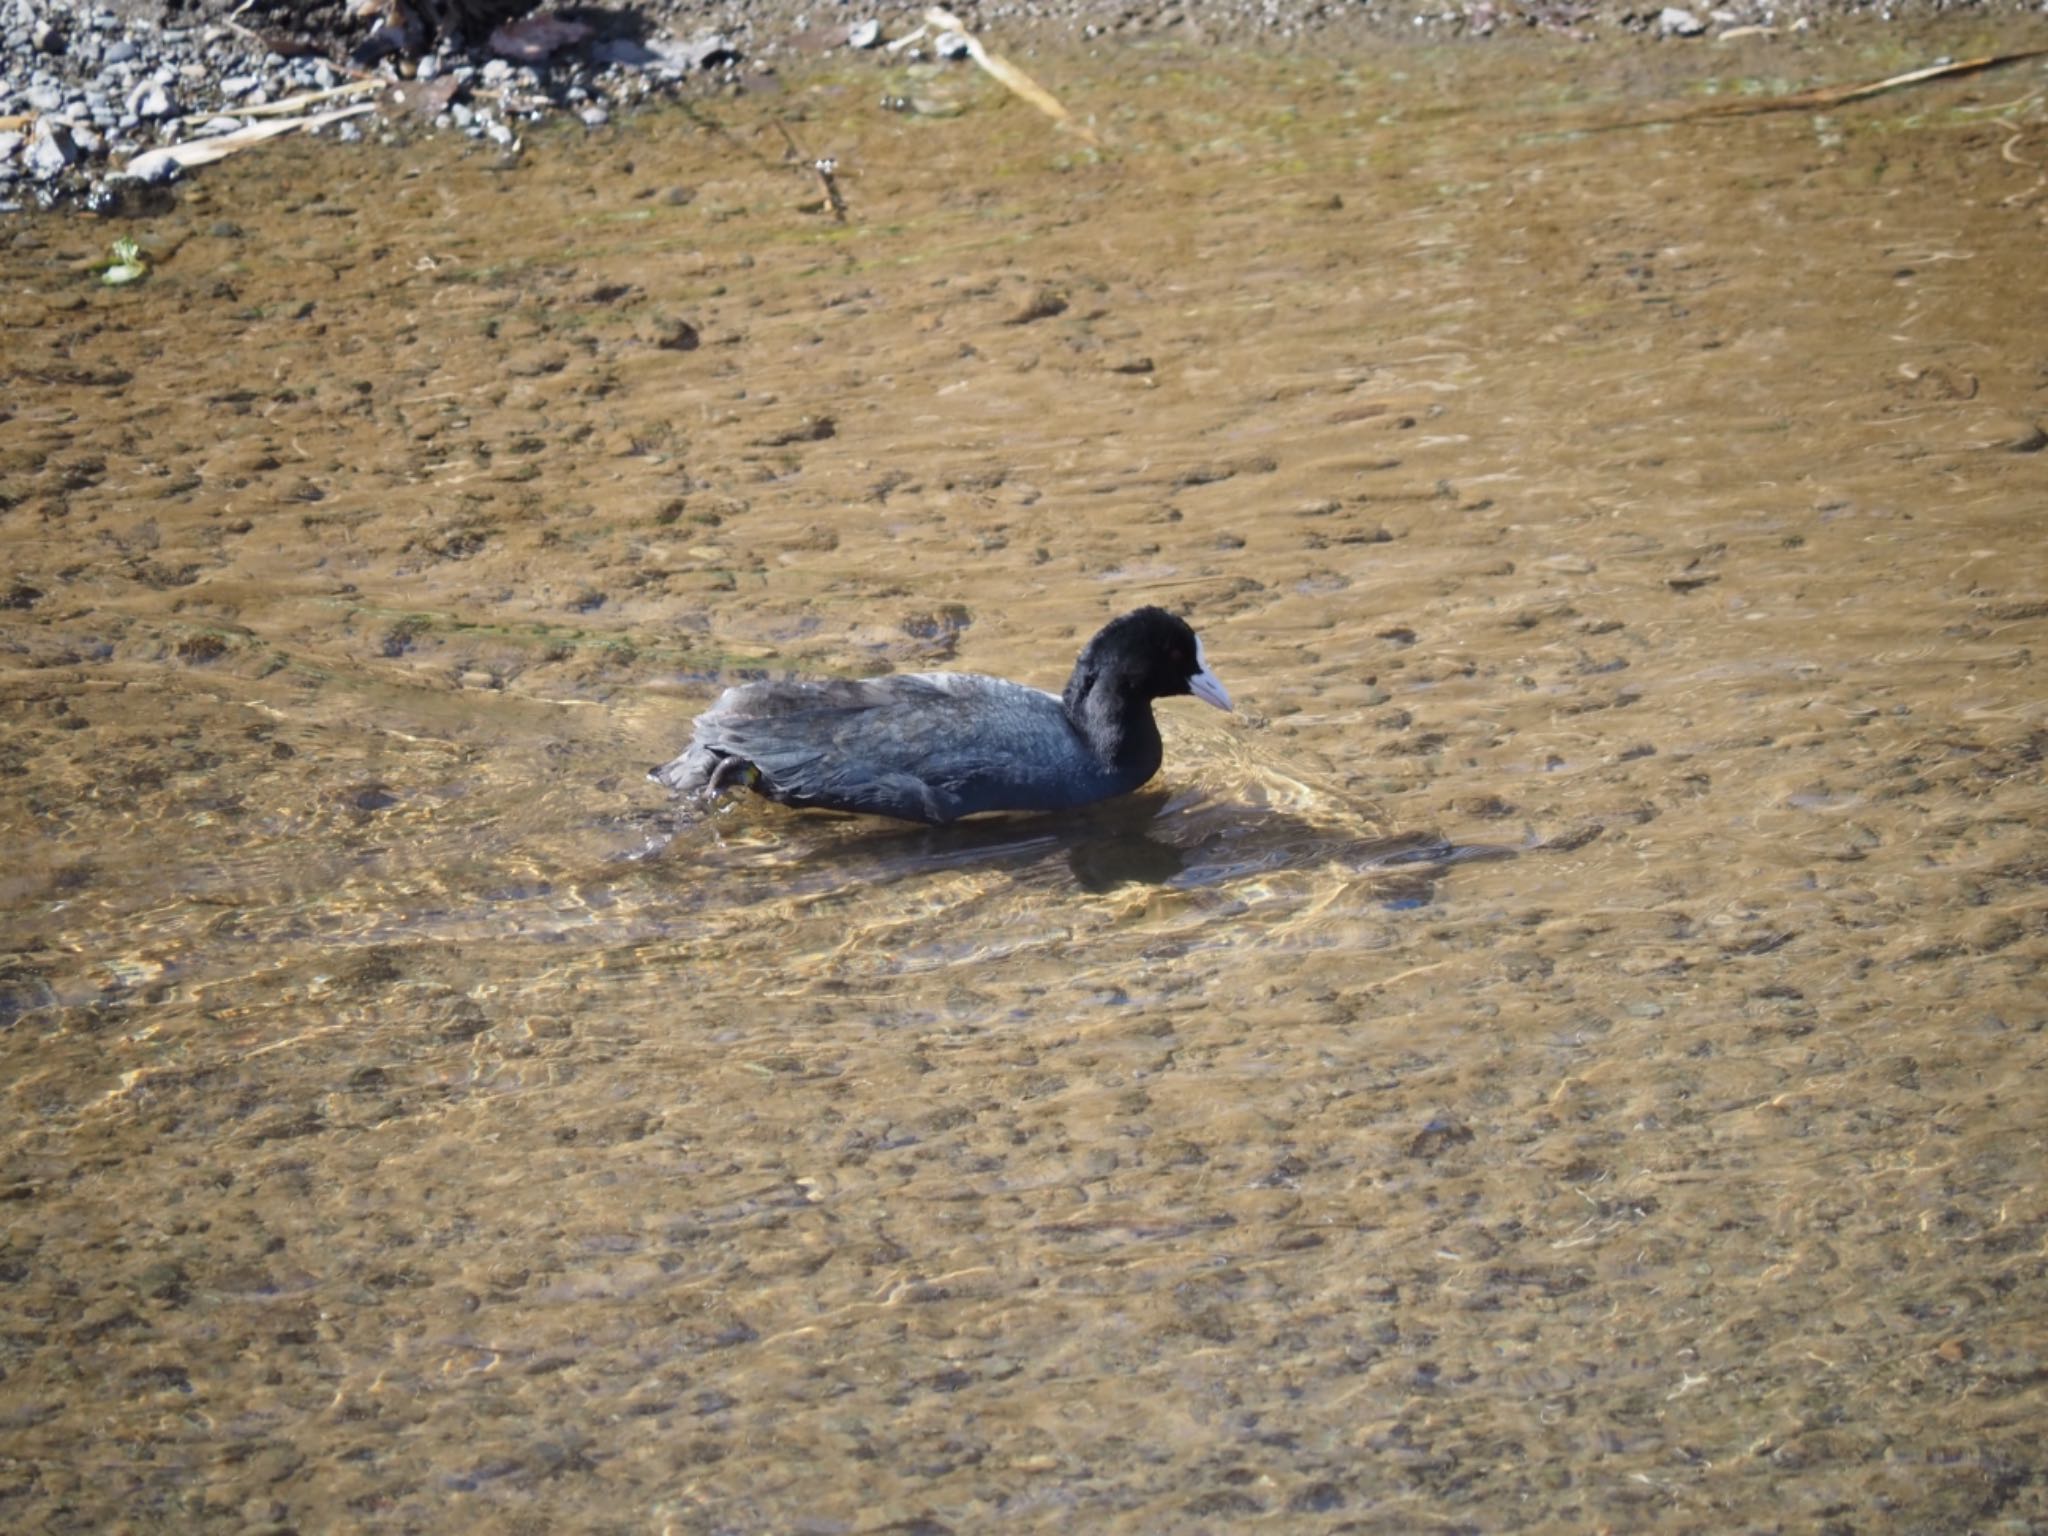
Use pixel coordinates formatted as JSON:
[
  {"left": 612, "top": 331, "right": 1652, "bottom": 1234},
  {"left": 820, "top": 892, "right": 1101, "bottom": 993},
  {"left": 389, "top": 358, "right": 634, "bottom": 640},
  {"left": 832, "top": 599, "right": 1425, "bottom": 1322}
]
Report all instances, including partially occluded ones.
[{"left": 684, "top": 674, "right": 1085, "bottom": 818}]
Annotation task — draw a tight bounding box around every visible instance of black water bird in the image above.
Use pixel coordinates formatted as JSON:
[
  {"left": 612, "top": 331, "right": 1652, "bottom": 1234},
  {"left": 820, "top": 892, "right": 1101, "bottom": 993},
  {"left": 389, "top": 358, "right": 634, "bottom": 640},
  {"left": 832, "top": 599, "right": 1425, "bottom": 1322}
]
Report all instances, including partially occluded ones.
[{"left": 652, "top": 607, "right": 1232, "bottom": 824}]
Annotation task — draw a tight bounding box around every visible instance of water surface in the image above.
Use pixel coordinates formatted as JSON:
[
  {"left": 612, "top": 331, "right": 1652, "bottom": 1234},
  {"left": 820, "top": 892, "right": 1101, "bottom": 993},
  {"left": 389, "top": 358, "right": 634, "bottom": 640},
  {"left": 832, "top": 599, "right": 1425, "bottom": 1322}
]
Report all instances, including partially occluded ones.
[{"left": 3, "top": 31, "right": 2045, "bottom": 1532}]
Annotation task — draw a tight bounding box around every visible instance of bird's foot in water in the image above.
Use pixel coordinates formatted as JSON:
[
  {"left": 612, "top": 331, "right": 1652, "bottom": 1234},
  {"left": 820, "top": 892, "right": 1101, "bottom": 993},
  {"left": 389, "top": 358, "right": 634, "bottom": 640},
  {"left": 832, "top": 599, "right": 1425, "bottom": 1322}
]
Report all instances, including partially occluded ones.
[{"left": 706, "top": 756, "right": 762, "bottom": 795}]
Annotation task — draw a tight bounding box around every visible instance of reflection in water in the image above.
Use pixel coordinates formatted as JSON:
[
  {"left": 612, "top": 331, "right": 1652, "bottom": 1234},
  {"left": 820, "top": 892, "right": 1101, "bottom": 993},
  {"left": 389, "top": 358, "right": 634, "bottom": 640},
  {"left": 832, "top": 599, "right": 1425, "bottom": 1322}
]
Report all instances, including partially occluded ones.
[
  {"left": 1, "top": 30, "right": 2044, "bottom": 1536},
  {"left": 661, "top": 785, "right": 1512, "bottom": 896}
]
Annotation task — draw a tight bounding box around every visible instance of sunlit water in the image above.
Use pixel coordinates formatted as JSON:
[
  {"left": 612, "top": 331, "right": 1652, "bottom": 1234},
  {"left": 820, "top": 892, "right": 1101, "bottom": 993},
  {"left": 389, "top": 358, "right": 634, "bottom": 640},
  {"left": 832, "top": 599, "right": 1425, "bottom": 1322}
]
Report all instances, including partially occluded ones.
[{"left": 3, "top": 30, "right": 2045, "bottom": 1532}]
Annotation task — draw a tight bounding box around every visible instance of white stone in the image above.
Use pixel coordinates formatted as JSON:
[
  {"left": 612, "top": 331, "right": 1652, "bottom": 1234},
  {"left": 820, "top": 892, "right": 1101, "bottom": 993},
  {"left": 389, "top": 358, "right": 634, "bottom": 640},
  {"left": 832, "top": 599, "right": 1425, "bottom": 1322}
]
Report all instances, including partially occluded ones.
[
  {"left": 26, "top": 118, "right": 77, "bottom": 180},
  {"left": 119, "top": 147, "right": 181, "bottom": 184},
  {"left": 127, "top": 79, "right": 174, "bottom": 118}
]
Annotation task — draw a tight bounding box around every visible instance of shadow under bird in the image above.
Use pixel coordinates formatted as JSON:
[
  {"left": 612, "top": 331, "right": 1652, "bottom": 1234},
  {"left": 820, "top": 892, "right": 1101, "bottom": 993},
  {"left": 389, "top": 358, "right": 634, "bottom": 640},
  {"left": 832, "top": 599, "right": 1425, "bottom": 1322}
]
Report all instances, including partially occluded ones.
[{"left": 652, "top": 607, "right": 1233, "bottom": 824}]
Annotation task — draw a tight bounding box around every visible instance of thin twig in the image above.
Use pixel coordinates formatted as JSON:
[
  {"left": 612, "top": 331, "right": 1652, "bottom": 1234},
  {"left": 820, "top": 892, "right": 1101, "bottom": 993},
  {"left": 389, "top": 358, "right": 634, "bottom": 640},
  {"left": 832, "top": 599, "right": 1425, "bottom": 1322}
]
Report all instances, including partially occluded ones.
[
  {"left": 1599, "top": 48, "right": 2048, "bottom": 130},
  {"left": 231, "top": 79, "right": 383, "bottom": 119},
  {"left": 924, "top": 6, "right": 1099, "bottom": 147},
  {"left": 773, "top": 120, "right": 848, "bottom": 221}
]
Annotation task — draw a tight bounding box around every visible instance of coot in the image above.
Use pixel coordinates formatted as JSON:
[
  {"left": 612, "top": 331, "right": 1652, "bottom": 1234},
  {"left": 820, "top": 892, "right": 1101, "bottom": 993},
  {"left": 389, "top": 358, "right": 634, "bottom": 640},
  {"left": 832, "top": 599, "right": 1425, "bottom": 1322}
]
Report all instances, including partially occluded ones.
[{"left": 652, "top": 606, "right": 1231, "bottom": 824}]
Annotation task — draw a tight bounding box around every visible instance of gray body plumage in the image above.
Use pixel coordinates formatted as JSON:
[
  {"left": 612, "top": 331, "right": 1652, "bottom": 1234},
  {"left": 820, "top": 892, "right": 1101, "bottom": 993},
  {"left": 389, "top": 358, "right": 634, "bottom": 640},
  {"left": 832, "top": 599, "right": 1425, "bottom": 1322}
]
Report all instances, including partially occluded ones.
[
  {"left": 653, "top": 673, "right": 1138, "bottom": 823},
  {"left": 650, "top": 608, "right": 1231, "bottom": 825}
]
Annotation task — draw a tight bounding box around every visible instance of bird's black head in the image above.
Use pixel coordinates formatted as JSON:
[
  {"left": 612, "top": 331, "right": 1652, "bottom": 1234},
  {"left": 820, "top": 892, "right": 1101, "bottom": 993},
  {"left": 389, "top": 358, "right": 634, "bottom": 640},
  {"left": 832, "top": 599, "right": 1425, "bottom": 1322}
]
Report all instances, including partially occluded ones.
[{"left": 1065, "top": 606, "right": 1233, "bottom": 715}]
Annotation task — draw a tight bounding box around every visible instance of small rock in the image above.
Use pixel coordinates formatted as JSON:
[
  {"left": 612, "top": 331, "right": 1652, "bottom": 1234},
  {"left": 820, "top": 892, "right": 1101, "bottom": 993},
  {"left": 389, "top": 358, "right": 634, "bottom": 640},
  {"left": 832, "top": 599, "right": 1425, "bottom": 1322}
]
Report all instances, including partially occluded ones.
[
  {"left": 933, "top": 30, "right": 971, "bottom": 59},
  {"left": 1541, "top": 822, "right": 1602, "bottom": 853},
  {"left": 752, "top": 415, "right": 836, "bottom": 446},
  {"left": 1408, "top": 1116, "right": 1475, "bottom": 1161},
  {"left": 219, "top": 73, "right": 260, "bottom": 97},
  {"left": 118, "top": 147, "right": 181, "bottom": 184},
  {"left": 1004, "top": 288, "right": 1068, "bottom": 325},
  {"left": 103, "top": 39, "right": 138, "bottom": 65},
  {"left": 674, "top": 31, "right": 737, "bottom": 70},
  {"left": 127, "top": 80, "right": 173, "bottom": 119},
  {"left": 1658, "top": 7, "right": 1706, "bottom": 34},
  {"left": 416, "top": 53, "right": 442, "bottom": 81},
  {"left": 578, "top": 104, "right": 609, "bottom": 127},
  {"left": 592, "top": 38, "right": 656, "bottom": 68},
  {"left": 24, "top": 83, "right": 64, "bottom": 113},
  {"left": 479, "top": 58, "right": 513, "bottom": 87},
  {"left": 0, "top": 131, "right": 22, "bottom": 163},
  {"left": 26, "top": 119, "right": 78, "bottom": 181},
  {"left": 138, "top": 1261, "right": 190, "bottom": 1302},
  {"left": 847, "top": 19, "right": 882, "bottom": 48}
]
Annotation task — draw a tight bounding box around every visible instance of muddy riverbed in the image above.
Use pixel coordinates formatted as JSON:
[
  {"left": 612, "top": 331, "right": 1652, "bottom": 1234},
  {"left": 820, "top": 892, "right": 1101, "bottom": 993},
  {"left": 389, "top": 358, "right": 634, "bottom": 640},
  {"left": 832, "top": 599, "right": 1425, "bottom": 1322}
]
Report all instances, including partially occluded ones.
[{"left": 3, "top": 26, "right": 2046, "bottom": 1534}]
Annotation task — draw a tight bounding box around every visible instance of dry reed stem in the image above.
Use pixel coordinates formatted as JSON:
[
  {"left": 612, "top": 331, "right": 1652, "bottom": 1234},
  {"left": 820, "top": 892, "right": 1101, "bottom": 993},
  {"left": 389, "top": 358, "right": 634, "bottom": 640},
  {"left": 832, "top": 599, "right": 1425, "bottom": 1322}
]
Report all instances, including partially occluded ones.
[{"left": 924, "top": 6, "right": 1100, "bottom": 147}]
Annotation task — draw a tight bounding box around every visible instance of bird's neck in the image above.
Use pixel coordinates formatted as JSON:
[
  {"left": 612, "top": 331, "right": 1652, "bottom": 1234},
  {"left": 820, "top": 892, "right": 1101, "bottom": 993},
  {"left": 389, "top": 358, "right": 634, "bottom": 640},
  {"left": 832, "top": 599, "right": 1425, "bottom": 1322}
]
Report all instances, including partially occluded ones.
[{"left": 1064, "top": 669, "right": 1163, "bottom": 784}]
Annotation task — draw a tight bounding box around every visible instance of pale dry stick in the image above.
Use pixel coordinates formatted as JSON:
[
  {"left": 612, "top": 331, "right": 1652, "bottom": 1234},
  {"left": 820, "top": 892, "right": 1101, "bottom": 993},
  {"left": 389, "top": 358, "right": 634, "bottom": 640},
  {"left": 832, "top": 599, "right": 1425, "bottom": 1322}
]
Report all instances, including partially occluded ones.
[
  {"left": 230, "top": 79, "right": 385, "bottom": 119},
  {"left": 923, "top": 6, "right": 1100, "bottom": 148},
  {"left": 222, "top": 0, "right": 267, "bottom": 49},
  {"left": 1601, "top": 46, "right": 2048, "bottom": 130},
  {"left": 122, "top": 103, "right": 378, "bottom": 181},
  {"left": 1793, "top": 49, "right": 2048, "bottom": 109}
]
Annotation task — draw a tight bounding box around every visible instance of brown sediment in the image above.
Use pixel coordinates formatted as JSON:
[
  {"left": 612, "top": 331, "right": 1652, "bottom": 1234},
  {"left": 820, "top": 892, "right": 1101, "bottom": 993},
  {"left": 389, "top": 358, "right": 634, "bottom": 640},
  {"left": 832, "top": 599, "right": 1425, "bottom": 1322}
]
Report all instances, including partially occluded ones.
[{"left": 1, "top": 31, "right": 2044, "bottom": 1534}]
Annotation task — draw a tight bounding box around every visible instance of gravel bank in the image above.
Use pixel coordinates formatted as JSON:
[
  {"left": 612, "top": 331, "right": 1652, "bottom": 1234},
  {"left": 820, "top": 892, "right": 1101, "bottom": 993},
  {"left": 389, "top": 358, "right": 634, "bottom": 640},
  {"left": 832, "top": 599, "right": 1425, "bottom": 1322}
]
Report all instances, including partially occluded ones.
[{"left": 3, "top": 0, "right": 2043, "bottom": 210}]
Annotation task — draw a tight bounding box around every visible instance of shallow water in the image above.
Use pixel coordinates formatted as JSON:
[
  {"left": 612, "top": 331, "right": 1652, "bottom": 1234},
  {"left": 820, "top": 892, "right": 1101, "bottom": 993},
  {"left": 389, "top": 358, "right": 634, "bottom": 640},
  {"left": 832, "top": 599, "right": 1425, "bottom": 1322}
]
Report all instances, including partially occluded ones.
[{"left": 3, "top": 28, "right": 2046, "bottom": 1533}]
